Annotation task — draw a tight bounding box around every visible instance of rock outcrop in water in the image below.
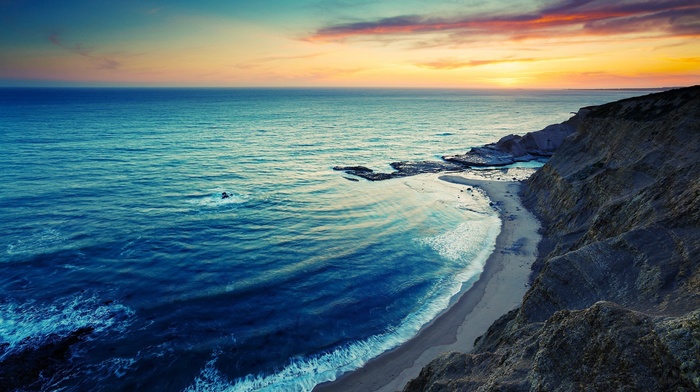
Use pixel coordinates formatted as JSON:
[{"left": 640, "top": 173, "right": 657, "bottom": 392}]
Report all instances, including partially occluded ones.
[
  {"left": 405, "top": 86, "right": 700, "bottom": 391},
  {"left": 442, "top": 113, "right": 586, "bottom": 167},
  {"left": 334, "top": 111, "right": 587, "bottom": 181},
  {"left": 0, "top": 327, "right": 94, "bottom": 390},
  {"left": 333, "top": 161, "right": 465, "bottom": 181}
]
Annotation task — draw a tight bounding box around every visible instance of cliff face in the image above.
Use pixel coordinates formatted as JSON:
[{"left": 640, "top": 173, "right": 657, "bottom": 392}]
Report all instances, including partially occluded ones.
[{"left": 406, "top": 86, "right": 700, "bottom": 391}]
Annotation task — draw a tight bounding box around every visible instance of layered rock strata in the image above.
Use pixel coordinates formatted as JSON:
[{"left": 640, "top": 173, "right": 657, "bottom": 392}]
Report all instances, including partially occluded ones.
[{"left": 406, "top": 86, "right": 700, "bottom": 391}]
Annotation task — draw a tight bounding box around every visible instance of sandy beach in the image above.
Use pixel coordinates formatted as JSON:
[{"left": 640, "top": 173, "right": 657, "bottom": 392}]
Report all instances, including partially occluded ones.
[{"left": 315, "top": 172, "right": 541, "bottom": 392}]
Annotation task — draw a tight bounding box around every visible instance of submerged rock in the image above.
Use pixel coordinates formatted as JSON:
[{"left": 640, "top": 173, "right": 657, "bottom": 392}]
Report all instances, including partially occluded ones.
[
  {"left": 332, "top": 165, "right": 374, "bottom": 172},
  {"left": 0, "top": 326, "right": 94, "bottom": 390}
]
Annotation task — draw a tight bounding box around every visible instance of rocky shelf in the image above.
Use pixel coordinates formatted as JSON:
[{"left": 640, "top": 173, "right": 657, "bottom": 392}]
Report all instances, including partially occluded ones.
[{"left": 334, "top": 109, "right": 588, "bottom": 181}]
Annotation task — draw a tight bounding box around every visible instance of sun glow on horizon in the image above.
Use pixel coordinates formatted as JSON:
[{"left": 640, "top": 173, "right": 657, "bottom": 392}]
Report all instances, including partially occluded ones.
[{"left": 1, "top": 0, "right": 698, "bottom": 88}]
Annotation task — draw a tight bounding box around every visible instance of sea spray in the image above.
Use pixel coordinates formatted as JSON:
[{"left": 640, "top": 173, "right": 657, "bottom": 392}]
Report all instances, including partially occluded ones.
[
  {"left": 5, "top": 228, "right": 67, "bottom": 257},
  {"left": 0, "top": 294, "right": 134, "bottom": 361}
]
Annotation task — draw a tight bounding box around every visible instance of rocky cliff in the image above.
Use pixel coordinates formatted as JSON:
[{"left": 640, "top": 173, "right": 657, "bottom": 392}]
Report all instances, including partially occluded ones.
[
  {"left": 405, "top": 86, "right": 700, "bottom": 391},
  {"left": 443, "top": 111, "right": 586, "bottom": 167}
]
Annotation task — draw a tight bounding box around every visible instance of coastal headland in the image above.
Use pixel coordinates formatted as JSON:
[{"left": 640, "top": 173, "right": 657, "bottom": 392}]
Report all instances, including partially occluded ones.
[
  {"left": 316, "top": 173, "right": 541, "bottom": 391},
  {"left": 406, "top": 86, "right": 700, "bottom": 390},
  {"left": 325, "top": 85, "right": 700, "bottom": 391}
]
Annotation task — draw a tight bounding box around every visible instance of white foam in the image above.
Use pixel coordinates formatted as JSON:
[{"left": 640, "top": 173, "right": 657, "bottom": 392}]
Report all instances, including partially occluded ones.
[
  {"left": 86, "top": 341, "right": 175, "bottom": 384},
  {"left": 183, "top": 351, "right": 236, "bottom": 392},
  {"left": 418, "top": 217, "right": 501, "bottom": 264},
  {"left": 5, "top": 228, "right": 67, "bottom": 256},
  {"left": 186, "top": 191, "right": 248, "bottom": 215},
  {"left": 0, "top": 294, "right": 135, "bottom": 361},
  {"left": 98, "top": 357, "right": 138, "bottom": 378},
  {"left": 183, "top": 215, "right": 502, "bottom": 392},
  {"left": 189, "top": 191, "right": 247, "bottom": 207}
]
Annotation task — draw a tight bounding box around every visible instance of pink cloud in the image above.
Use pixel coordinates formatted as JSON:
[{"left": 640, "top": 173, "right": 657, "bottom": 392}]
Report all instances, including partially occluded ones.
[{"left": 308, "top": 0, "right": 700, "bottom": 43}]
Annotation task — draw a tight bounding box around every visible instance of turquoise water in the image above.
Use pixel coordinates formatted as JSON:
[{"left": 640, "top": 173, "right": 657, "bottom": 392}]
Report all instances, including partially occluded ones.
[{"left": 0, "top": 88, "right": 649, "bottom": 391}]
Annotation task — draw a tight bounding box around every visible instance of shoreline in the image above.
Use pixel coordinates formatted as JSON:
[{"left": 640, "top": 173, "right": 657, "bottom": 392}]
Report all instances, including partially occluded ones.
[{"left": 314, "top": 173, "right": 541, "bottom": 392}]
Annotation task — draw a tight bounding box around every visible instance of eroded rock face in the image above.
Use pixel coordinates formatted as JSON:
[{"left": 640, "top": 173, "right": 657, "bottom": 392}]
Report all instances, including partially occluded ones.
[
  {"left": 442, "top": 111, "right": 586, "bottom": 167},
  {"left": 406, "top": 86, "right": 700, "bottom": 391},
  {"left": 521, "top": 86, "right": 700, "bottom": 321},
  {"left": 406, "top": 303, "right": 700, "bottom": 392},
  {"left": 530, "top": 302, "right": 696, "bottom": 392}
]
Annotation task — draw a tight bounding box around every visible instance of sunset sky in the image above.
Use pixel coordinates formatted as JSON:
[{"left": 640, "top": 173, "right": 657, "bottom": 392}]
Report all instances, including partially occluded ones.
[{"left": 1, "top": 0, "right": 699, "bottom": 88}]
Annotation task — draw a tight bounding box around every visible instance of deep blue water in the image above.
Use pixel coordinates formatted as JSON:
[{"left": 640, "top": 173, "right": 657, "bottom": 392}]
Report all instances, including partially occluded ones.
[{"left": 0, "top": 88, "right": 651, "bottom": 391}]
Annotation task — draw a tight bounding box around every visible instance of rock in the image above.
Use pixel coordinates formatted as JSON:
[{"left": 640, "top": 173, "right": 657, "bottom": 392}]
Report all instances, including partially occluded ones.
[
  {"left": 442, "top": 111, "right": 585, "bottom": 168},
  {"left": 332, "top": 165, "right": 374, "bottom": 172},
  {"left": 333, "top": 165, "right": 390, "bottom": 180},
  {"left": 406, "top": 86, "right": 700, "bottom": 391},
  {"left": 530, "top": 302, "right": 695, "bottom": 391},
  {"left": 389, "top": 160, "right": 465, "bottom": 175},
  {"left": 334, "top": 160, "right": 465, "bottom": 181},
  {"left": 335, "top": 110, "right": 584, "bottom": 181},
  {"left": 443, "top": 147, "right": 518, "bottom": 166},
  {"left": 0, "top": 326, "right": 94, "bottom": 390},
  {"left": 406, "top": 303, "right": 699, "bottom": 391},
  {"left": 346, "top": 171, "right": 396, "bottom": 181}
]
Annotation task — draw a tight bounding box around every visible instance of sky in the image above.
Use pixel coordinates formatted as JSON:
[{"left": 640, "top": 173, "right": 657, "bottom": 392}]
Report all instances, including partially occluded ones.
[{"left": 1, "top": 0, "right": 699, "bottom": 88}]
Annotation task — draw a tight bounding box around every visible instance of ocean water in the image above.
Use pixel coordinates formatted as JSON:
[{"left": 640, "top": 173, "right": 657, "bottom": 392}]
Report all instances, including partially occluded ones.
[{"left": 0, "top": 88, "right": 650, "bottom": 391}]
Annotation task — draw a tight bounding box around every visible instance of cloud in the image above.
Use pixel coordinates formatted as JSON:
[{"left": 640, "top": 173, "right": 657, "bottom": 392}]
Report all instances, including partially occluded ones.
[
  {"left": 669, "top": 57, "right": 700, "bottom": 63},
  {"left": 415, "top": 57, "right": 553, "bottom": 70},
  {"left": 48, "top": 33, "right": 121, "bottom": 70},
  {"left": 234, "top": 53, "right": 324, "bottom": 70},
  {"left": 308, "top": 0, "right": 700, "bottom": 43}
]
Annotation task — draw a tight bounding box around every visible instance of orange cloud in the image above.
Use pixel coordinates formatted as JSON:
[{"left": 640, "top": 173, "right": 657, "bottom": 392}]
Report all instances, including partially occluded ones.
[
  {"left": 235, "top": 53, "right": 324, "bottom": 70},
  {"left": 415, "top": 57, "right": 558, "bottom": 70}
]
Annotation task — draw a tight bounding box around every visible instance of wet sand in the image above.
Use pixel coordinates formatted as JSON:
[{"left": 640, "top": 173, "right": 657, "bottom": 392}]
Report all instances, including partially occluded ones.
[{"left": 314, "top": 174, "right": 541, "bottom": 392}]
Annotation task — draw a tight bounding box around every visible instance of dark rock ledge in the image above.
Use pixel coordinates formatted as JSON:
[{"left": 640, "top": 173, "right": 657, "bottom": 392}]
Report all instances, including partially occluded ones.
[
  {"left": 334, "top": 109, "right": 588, "bottom": 181},
  {"left": 333, "top": 161, "right": 465, "bottom": 181},
  {"left": 0, "top": 327, "right": 94, "bottom": 390}
]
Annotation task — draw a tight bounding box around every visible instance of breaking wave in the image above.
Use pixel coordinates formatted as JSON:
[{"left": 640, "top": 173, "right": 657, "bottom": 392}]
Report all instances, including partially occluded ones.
[
  {"left": 184, "top": 215, "right": 501, "bottom": 392},
  {"left": 0, "top": 294, "right": 135, "bottom": 361}
]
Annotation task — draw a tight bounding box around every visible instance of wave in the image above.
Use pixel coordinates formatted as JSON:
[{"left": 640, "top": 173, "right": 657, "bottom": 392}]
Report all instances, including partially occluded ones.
[
  {"left": 5, "top": 228, "right": 67, "bottom": 256},
  {"left": 185, "top": 191, "right": 249, "bottom": 215},
  {"left": 184, "top": 215, "right": 501, "bottom": 392},
  {"left": 0, "top": 293, "right": 134, "bottom": 362},
  {"left": 419, "top": 217, "right": 500, "bottom": 264}
]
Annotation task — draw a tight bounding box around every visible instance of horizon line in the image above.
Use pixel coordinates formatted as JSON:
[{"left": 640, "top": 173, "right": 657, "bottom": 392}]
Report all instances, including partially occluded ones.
[{"left": 0, "top": 85, "right": 684, "bottom": 91}]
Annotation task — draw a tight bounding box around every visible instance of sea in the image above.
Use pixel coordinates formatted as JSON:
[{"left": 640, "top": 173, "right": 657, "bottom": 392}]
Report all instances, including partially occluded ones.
[{"left": 0, "top": 88, "right": 650, "bottom": 391}]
